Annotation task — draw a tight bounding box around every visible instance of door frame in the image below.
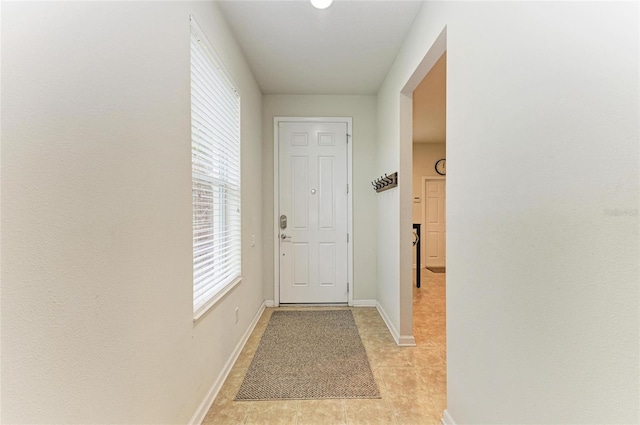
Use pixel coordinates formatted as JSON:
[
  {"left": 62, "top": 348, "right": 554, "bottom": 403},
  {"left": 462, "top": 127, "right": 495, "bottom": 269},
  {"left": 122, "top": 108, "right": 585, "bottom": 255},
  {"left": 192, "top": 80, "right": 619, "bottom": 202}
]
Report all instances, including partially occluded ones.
[
  {"left": 421, "top": 176, "right": 446, "bottom": 268},
  {"left": 273, "top": 117, "right": 353, "bottom": 307}
]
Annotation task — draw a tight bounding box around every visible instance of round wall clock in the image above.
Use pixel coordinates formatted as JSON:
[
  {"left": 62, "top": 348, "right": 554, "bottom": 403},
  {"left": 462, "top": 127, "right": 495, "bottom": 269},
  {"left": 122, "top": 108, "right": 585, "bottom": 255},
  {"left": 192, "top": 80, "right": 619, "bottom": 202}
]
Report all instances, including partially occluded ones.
[{"left": 435, "top": 158, "right": 446, "bottom": 175}]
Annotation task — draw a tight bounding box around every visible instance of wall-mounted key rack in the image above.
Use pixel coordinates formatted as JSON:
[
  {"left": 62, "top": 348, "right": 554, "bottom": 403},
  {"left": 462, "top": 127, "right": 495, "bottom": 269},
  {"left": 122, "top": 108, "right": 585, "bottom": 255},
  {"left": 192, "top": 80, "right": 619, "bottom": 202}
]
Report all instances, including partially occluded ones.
[{"left": 371, "top": 172, "right": 398, "bottom": 193}]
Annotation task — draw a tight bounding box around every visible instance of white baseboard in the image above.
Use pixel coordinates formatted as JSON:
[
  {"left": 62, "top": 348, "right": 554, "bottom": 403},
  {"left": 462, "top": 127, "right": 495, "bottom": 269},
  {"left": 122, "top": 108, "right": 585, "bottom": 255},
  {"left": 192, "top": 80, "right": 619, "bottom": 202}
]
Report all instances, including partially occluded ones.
[
  {"left": 376, "top": 302, "right": 399, "bottom": 343},
  {"left": 352, "top": 299, "right": 377, "bottom": 307},
  {"left": 441, "top": 409, "right": 456, "bottom": 425},
  {"left": 264, "top": 300, "right": 275, "bottom": 307},
  {"left": 188, "top": 301, "right": 266, "bottom": 425},
  {"left": 375, "top": 302, "right": 416, "bottom": 346},
  {"left": 397, "top": 334, "right": 416, "bottom": 346}
]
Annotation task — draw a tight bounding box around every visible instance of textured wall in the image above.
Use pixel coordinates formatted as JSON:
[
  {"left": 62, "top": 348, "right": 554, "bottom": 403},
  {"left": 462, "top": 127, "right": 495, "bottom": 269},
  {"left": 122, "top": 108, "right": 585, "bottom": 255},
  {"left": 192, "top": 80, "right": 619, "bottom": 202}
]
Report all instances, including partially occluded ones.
[
  {"left": 412, "top": 143, "right": 446, "bottom": 224},
  {"left": 1, "top": 2, "right": 263, "bottom": 423},
  {"left": 412, "top": 143, "right": 446, "bottom": 267},
  {"left": 378, "top": 1, "right": 639, "bottom": 422}
]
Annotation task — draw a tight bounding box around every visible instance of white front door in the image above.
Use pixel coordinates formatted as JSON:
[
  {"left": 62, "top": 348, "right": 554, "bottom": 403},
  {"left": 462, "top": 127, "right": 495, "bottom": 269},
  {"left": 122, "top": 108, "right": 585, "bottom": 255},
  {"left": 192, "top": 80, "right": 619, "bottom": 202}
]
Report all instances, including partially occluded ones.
[
  {"left": 424, "top": 179, "right": 446, "bottom": 267},
  {"left": 278, "top": 121, "right": 348, "bottom": 303}
]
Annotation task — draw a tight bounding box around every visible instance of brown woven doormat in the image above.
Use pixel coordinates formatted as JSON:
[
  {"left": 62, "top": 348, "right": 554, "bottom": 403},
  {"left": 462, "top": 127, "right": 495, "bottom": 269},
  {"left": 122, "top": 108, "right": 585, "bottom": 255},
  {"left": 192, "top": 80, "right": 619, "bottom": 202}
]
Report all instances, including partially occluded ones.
[
  {"left": 426, "top": 267, "right": 446, "bottom": 273},
  {"left": 235, "top": 310, "right": 380, "bottom": 401}
]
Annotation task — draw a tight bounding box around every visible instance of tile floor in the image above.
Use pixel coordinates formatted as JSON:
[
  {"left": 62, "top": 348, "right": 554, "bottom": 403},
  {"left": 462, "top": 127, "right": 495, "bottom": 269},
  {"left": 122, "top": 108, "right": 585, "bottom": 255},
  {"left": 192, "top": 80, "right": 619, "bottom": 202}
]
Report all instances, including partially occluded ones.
[{"left": 203, "top": 268, "right": 446, "bottom": 424}]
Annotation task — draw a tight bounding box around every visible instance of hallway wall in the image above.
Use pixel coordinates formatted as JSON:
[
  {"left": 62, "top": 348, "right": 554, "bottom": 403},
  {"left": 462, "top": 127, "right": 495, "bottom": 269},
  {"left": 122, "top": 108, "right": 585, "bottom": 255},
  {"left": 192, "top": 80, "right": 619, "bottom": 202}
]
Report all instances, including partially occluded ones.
[
  {"left": 378, "top": 1, "right": 639, "bottom": 423},
  {"left": 412, "top": 143, "right": 446, "bottom": 225},
  {"left": 261, "top": 95, "right": 378, "bottom": 303},
  {"left": 1, "top": 2, "right": 264, "bottom": 423},
  {"left": 412, "top": 143, "right": 446, "bottom": 267}
]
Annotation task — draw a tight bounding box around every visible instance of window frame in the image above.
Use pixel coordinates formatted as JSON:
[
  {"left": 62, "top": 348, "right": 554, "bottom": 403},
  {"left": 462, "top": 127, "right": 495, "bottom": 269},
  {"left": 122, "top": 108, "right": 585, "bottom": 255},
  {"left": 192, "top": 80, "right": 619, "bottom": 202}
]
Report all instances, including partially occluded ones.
[{"left": 190, "top": 15, "right": 242, "bottom": 321}]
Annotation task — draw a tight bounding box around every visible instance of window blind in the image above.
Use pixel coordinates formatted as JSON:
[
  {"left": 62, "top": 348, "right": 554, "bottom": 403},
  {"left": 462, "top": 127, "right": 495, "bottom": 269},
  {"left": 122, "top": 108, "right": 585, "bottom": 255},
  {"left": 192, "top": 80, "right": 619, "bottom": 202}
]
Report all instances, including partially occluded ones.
[{"left": 190, "top": 17, "right": 241, "bottom": 317}]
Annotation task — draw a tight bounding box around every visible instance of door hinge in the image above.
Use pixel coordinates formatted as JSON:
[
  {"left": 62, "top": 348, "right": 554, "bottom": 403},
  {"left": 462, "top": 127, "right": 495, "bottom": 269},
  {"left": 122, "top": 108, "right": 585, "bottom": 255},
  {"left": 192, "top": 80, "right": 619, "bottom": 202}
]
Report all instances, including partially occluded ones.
[
  {"left": 347, "top": 184, "right": 349, "bottom": 194},
  {"left": 346, "top": 134, "right": 351, "bottom": 143},
  {"left": 347, "top": 233, "right": 350, "bottom": 243}
]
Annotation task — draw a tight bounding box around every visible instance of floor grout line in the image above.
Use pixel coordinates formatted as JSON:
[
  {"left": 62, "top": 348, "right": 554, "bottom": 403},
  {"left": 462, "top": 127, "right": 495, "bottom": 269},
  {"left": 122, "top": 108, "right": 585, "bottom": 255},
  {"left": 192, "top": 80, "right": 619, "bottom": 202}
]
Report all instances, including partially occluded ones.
[{"left": 341, "top": 399, "right": 347, "bottom": 425}]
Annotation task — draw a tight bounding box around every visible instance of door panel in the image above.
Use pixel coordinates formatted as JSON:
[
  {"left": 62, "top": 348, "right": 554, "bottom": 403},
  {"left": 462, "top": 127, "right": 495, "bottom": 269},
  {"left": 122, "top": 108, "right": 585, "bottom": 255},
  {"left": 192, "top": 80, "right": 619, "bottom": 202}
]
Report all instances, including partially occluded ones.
[
  {"left": 318, "top": 157, "right": 335, "bottom": 230},
  {"left": 293, "top": 243, "right": 309, "bottom": 286},
  {"left": 292, "top": 157, "right": 309, "bottom": 230},
  {"left": 279, "top": 121, "right": 348, "bottom": 303},
  {"left": 318, "top": 243, "right": 335, "bottom": 286},
  {"left": 425, "top": 180, "right": 446, "bottom": 267}
]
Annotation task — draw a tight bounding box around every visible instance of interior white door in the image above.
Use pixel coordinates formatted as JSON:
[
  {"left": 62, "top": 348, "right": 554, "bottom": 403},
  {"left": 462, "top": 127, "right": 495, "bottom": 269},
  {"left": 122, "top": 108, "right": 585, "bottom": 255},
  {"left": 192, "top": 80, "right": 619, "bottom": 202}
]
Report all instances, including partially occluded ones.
[
  {"left": 278, "top": 121, "right": 348, "bottom": 303},
  {"left": 424, "top": 180, "right": 446, "bottom": 267}
]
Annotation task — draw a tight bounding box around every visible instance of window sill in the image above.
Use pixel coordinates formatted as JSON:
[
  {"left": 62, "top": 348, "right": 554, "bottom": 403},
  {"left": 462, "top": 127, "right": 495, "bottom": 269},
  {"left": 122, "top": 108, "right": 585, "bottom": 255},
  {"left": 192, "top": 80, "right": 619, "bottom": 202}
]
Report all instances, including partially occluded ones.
[{"left": 193, "top": 277, "right": 242, "bottom": 323}]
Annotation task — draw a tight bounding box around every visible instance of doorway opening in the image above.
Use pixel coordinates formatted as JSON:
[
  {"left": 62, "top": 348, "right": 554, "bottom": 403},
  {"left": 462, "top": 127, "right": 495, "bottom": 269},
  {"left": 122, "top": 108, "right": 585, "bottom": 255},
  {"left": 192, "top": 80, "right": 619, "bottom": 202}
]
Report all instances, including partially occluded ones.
[
  {"left": 399, "top": 26, "right": 447, "bottom": 414},
  {"left": 409, "top": 44, "right": 447, "bottom": 341}
]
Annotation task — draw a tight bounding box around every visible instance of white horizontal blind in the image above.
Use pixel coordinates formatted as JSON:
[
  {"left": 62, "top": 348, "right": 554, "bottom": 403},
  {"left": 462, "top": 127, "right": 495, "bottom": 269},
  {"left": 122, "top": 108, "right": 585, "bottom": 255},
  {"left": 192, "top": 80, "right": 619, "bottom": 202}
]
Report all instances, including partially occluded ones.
[{"left": 190, "top": 17, "right": 241, "bottom": 317}]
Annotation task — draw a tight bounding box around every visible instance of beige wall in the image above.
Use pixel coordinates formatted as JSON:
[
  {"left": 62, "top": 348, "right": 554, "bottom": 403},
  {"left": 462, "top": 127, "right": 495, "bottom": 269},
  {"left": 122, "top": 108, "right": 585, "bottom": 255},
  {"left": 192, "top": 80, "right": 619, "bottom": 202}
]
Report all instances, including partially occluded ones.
[
  {"left": 411, "top": 143, "right": 445, "bottom": 267},
  {"left": 261, "top": 95, "right": 378, "bottom": 302},
  {"left": 378, "top": 1, "right": 639, "bottom": 423},
  {"left": 1, "top": 2, "right": 264, "bottom": 423},
  {"left": 413, "top": 52, "right": 446, "bottom": 144},
  {"left": 412, "top": 143, "right": 446, "bottom": 224}
]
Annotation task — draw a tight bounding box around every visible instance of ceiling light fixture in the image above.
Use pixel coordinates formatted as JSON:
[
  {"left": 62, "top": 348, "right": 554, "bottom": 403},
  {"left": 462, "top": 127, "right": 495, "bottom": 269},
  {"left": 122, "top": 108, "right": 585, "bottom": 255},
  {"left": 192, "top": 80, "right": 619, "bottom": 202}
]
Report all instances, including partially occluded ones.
[{"left": 310, "top": 0, "right": 333, "bottom": 10}]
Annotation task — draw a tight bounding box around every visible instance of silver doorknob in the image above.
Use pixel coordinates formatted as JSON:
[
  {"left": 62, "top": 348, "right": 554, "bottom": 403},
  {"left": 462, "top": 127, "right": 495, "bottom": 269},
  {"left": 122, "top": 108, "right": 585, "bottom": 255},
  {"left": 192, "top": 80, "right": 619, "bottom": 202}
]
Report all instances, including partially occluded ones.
[{"left": 280, "top": 233, "right": 292, "bottom": 240}]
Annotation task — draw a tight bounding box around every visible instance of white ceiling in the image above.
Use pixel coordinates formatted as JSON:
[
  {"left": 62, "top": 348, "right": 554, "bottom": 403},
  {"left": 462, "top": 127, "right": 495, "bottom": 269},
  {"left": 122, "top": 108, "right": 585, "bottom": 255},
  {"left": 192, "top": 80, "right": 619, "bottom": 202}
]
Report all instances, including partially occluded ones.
[{"left": 217, "top": 0, "right": 424, "bottom": 95}]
